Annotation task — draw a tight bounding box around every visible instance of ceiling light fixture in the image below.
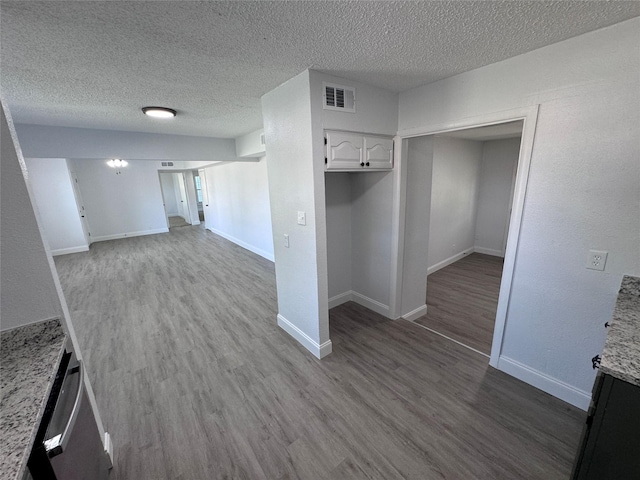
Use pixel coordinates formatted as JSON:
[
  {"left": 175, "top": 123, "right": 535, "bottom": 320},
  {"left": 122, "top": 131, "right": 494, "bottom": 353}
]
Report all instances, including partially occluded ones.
[
  {"left": 107, "top": 159, "right": 128, "bottom": 169},
  {"left": 142, "top": 106, "right": 176, "bottom": 118}
]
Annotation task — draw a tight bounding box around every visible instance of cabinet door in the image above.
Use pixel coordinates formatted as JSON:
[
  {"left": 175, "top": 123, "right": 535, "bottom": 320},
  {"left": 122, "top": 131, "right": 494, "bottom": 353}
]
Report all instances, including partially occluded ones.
[
  {"left": 326, "top": 132, "right": 363, "bottom": 170},
  {"left": 364, "top": 136, "right": 393, "bottom": 170}
]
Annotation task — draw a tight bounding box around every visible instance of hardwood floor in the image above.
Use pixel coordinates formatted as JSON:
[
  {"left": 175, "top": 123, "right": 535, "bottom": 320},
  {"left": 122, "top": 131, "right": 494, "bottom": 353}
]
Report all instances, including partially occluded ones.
[
  {"left": 168, "top": 216, "right": 189, "bottom": 228},
  {"left": 416, "top": 253, "right": 504, "bottom": 355},
  {"left": 54, "top": 227, "right": 584, "bottom": 479}
]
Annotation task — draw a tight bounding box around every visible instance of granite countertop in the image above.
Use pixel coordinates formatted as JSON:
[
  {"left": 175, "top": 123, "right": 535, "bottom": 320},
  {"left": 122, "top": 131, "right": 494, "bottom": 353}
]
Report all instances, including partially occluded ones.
[
  {"left": 600, "top": 275, "right": 640, "bottom": 386},
  {"left": 1, "top": 319, "right": 66, "bottom": 480}
]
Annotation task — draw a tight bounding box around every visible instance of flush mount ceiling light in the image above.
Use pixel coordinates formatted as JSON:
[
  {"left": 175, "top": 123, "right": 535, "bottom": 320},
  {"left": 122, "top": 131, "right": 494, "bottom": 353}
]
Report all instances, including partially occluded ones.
[
  {"left": 106, "top": 159, "right": 128, "bottom": 168},
  {"left": 142, "top": 106, "right": 176, "bottom": 119}
]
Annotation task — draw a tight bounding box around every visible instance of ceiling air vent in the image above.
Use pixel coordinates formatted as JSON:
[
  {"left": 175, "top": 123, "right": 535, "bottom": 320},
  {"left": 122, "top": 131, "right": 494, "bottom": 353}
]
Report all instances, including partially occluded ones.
[{"left": 323, "top": 83, "right": 355, "bottom": 113}]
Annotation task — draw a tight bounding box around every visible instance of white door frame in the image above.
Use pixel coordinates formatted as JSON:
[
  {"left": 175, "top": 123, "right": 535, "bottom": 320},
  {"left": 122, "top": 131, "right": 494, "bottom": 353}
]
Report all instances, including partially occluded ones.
[{"left": 389, "top": 105, "right": 539, "bottom": 368}]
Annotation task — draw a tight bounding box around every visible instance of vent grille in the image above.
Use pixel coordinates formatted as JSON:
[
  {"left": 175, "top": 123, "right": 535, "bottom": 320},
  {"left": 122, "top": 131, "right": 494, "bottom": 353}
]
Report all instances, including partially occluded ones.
[{"left": 323, "top": 83, "right": 355, "bottom": 112}]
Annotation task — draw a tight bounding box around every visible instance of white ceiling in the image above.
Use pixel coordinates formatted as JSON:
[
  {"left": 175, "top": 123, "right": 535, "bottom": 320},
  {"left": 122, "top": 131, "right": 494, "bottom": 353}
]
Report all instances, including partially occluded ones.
[{"left": 1, "top": 1, "right": 638, "bottom": 139}]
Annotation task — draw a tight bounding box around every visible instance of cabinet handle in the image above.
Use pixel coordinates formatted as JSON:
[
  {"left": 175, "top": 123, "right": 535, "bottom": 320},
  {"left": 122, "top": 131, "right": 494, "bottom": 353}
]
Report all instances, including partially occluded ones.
[
  {"left": 365, "top": 162, "right": 370, "bottom": 166},
  {"left": 604, "top": 322, "right": 610, "bottom": 328},
  {"left": 592, "top": 354, "right": 601, "bottom": 370},
  {"left": 360, "top": 162, "right": 365, "bottom": 167}
]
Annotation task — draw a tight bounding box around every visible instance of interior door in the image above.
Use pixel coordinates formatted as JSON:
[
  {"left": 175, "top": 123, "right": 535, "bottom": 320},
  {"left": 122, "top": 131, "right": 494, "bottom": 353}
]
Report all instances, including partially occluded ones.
[
  {"left": 67, "top": 162, "right": 91, "bottom": 245},
  {"left": 177, "top": 173, "right": 192, "bottom": 224}
]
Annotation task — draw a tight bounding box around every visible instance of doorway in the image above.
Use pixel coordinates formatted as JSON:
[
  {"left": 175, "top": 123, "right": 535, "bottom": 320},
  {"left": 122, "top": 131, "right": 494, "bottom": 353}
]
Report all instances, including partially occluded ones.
[
  {"left": 193, "top": 170, "right": 205, "bottom": 223},
  {"left": 393, "top": 106, "right": 538, "bottom": 366},
  {"left": 159, "top": 172, "right": 192, "bottom": 229},
  {"left": 68, "top": 162, "right": 92, "bottom": 245},
  {"left": 414, "top": 123, "right": 522, "bottom": 355}
]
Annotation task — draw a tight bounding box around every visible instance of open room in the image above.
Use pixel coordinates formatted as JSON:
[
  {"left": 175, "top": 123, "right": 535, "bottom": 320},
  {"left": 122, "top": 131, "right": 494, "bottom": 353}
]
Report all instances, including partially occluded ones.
[{"left": 2, "top": 2, "right": 638, "bottom": 480}]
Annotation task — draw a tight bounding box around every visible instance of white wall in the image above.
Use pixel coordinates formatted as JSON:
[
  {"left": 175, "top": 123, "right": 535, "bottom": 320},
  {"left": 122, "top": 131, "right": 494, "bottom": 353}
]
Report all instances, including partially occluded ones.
[
  {"left": 400, "top": 136, "right": 434, "bottom": 319},
  {"left": 15, "top": 124, "right": 237, "bottom": 161},
  {"left": 262, "top": 71, "right": 330, "bottom": 358},
  {"left": 474, "top": 138, "right": 520, "bottom": 256},
  {"left": 351, "top": 172, "right": 394, "bottom": 309},
  {"left": 24, "top": 158, "right": 88, "bottom": 256},
  {"left": 397, "top": 18, "right": 640, "bottom": 408},
  {"left": 325, "top": 173, "right": 352, "bottom": 300},
  {"left": 159, "top": 172, "right": 179, "bottom": 216},
  {"left": 71, "top": 159, "right": 168, "bottom": 241},
  {"left": 203, "top": 158, "right": 274, "bottom": 261},
  {"left": 428, "top": 137, "right": 483, "bottom": 270},
  {"left": 235, "top": 128, "right": 266, "bottom": 158},
  {"left": 1, "top": 108, "right": 63, "bottom": 330}
]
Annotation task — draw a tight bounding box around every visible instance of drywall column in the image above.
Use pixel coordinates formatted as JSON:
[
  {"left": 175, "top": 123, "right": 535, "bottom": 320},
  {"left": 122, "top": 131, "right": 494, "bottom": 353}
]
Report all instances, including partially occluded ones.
[
  {"left": 400, "top": 136, "right": 434, "bottom": 320},
  {"left": 262, "top": 70, "right": 332, "bottom": 358},
  {"left": 1, "top": 109, "right": 62, "bottom": 329}
]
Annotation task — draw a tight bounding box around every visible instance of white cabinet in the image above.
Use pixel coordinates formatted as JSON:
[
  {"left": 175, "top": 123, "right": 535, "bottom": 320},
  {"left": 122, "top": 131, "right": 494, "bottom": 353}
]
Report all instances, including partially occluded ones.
[{"left": 325, "top": 131, "right": 393, "bottom": 171}]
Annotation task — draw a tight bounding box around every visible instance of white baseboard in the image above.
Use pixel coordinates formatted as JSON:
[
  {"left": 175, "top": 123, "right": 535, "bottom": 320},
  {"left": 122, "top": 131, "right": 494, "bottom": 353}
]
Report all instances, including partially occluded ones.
[
  {"left": 473, "top": 246, "right": 504, "bottom": 257},
  {"left": 206, "top": 227, "right": 274, "bottom": 262},
  {"left": 277, "top": 314, "right": 332, "bottom": 359},
  {"left": 427, "top": 247, "right": 474, "bottom": 275},
  {"left": 497, "top": 356, "right": 591, "bottom": 411},
  {"left": 91, "top": 228, "right": 169, "bottom": 243},
  {"left": 351, "top": 291, "right": 390, "bottom": 317},
  {"left": 402, "top": 304, "right": 428, "bottom": 322},
  {"left": 51, "top": 245, "right": 90, "bottom": 256},
  {"left": 328, "top": 291, "right": 391, "bottom": 318},
  {"left": 328, "top": 291, "right": 353, "bottom": 309},
  {"left": 103, "top": 432, "right": 113, "bottom": 469}
]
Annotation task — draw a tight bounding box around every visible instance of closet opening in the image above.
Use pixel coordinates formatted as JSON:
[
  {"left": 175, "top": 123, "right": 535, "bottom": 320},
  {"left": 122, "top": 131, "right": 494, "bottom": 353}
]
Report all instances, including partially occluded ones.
[{"left": 404, "top": 120, "right": 525, "bottom": 357}]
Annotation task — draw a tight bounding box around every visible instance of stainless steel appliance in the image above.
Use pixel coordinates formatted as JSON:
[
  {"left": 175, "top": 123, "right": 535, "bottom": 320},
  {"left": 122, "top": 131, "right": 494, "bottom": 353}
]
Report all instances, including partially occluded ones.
[{"left": 26, "top": 351, "right": 110, "bottom": 480}]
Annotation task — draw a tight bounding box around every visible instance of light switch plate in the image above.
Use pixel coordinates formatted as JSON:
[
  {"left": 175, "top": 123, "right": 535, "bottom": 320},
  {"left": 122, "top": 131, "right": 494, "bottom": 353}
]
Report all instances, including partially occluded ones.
[
  {"left": 284, "top": 234, "right": 289, "bottom": 248},
  {"left": 297, "top": 211, "right": 306, "bottom": 226},
  {"left": 587, "top": 250, "right": 608, "bottom": 271}
]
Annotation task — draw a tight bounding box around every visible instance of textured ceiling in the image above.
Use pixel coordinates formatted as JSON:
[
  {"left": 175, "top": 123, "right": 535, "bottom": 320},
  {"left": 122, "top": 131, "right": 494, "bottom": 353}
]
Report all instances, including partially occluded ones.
[{"left": 1, "top": 1, "right": 638, "bottom": 138}]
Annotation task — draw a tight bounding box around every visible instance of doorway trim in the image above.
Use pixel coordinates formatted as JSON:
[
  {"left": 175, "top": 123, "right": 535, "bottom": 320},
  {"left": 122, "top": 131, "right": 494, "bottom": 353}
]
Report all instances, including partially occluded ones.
[{"left": 389, "top": 105, "right": 539, "bottom": 368}]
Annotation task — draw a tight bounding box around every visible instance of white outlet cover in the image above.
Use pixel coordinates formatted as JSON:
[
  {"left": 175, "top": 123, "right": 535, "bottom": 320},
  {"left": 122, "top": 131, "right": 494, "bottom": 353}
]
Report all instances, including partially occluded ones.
[
  {"left": 587, "top": 250, "right": 608, "bottom": 271},
  {"left": 297, "top": 211, "right": 306, "bottom": 226}
]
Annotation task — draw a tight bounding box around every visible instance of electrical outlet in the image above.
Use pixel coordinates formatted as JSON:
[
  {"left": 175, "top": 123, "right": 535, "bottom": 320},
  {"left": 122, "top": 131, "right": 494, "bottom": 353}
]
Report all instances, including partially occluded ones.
[
  {"left": 297, "top": 211, "right": 306, "bottom": 226},
  {"left": 587, "top": 250, "right": 608, "bottom": 271},
  {"left": 284, "top": 234, "right": 289, "bottom": 248}
]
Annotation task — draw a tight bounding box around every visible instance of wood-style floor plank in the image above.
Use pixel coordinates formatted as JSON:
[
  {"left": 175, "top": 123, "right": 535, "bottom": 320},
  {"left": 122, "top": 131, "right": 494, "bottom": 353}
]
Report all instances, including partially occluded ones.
[
  {"left": 416, "top": 253, "right": 504, "bottom": 354},
  {"left": 54, "top": 226, "right": 584, "bottom": 479}
]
